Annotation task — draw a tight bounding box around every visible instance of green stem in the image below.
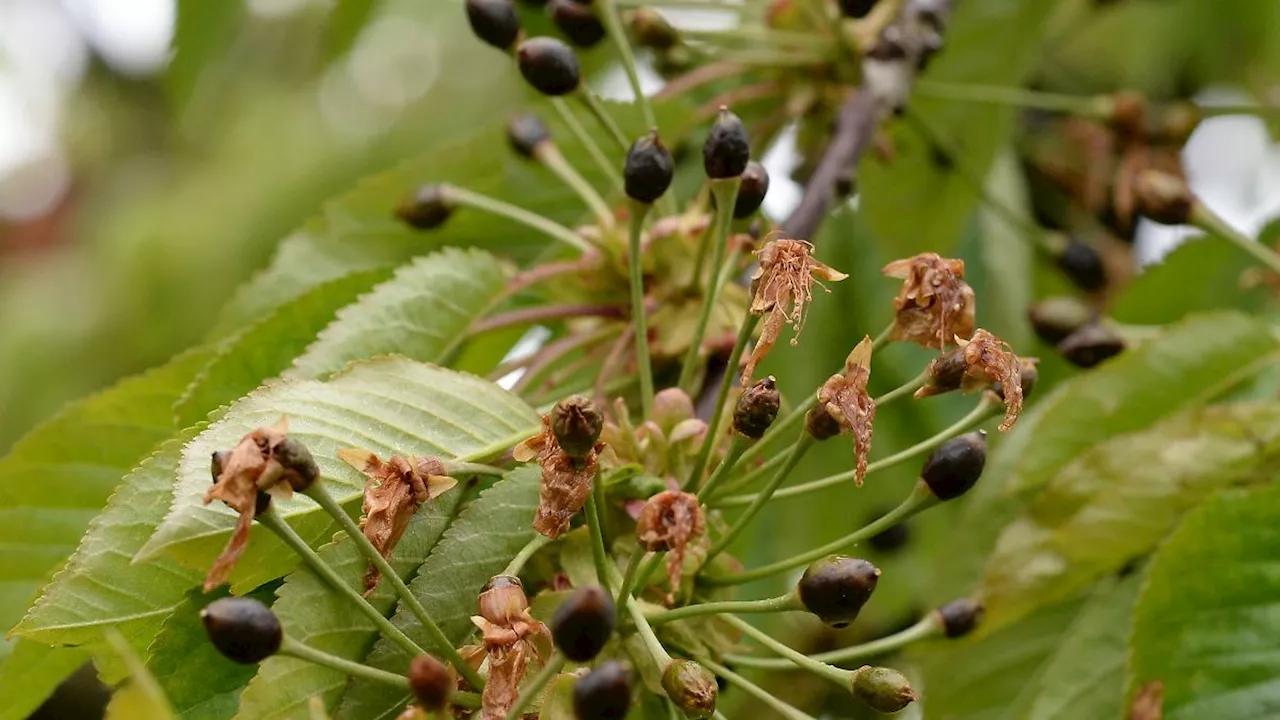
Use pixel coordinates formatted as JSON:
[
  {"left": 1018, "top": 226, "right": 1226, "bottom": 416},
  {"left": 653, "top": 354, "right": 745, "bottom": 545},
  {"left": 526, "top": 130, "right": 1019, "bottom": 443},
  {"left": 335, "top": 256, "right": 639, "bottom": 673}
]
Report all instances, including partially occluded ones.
[
  {"left": 726, "top": 615, "right": 940, "bottom": 669},
  {"left": 721, "top": 615, "right": 850, "bottom": 686},
  {"left": 446, "top": 461, "right": 507, "bottom": 478},
  {"left": 504, "top": 655, "right": 567, "bottom": 720},
  {"left": 704, "top": 434, "right": 814, "bottom": 563},
  {"left": 634, "top": 552, "right": 665, "bottom": 595},
  {"left": 304, "top": 483, "right": 486, "bottom": 690},
  {"left": 257, "top": 511, "right": 426, "bottom": 659},
  {"left": 279, "top": 636, "right": 410, "bottom": 689},
  {"left": 503, "top": 534, "right": 552, "bottom": 576},
  {"left": 696, "top": 435, "right": 751, "bottom": 500},
  {"left": 615, "top": 546, "right": 648, "bottom": 604},
  {"left": 458, "top": 427, "right": 541, "bottom": 464},
  {"left": 688, "top": 313, "right": 762, "bottom": 492},
  {"left": 626, "top": 597, "right": 674, "bottom": 666},
  {"left": 538, "top": 143, "right": 616, "bottom": 230},
  {"left": 1191, "top": 202, "right": 1280, "bottom": 276},
  {"left": 445, "top": 185, "right": 590, "bottom": 253},
  {"left": 645, "top": 592, "right": 801, "bottom": 626},
  {"left": 626, "top": 201, "right": 656, "bottom": 418},
  {"left": 551, "top": 97, "right": 624, "bottom": 194},
  {"left": 875, "top": 370, "right": 927, "bottom": 407},
  {"left": 715, "top": 398, "right": 996, "bottom": 509},
  {"left": 913, "top": 79, "right": 1113, "bottom": 117},
  {"left": 577, "top": 89, "right": 631, "bottom": 151},
  {"left": 697, "top": 657, "right": 818, "bottom": 720},
  {"left": 704, "top": 482, "right": 938, "bottom": 587},
  {"left": 678, "top": 178, "right": 742, "bottom": 392},
  {"left": 598, "top": 0, "right": 656, "bottom": 132},
  {"left": 585, "top": 483, "right": 615, "bottom": 595}
]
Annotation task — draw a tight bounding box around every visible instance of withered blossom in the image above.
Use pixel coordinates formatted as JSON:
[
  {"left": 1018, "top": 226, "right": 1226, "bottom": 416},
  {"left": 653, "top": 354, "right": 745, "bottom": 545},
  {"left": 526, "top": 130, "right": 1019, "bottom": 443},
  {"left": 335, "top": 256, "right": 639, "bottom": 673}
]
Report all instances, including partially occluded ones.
[
  {"left": 339, "top": 449, "right": 457, "bottom": 595},
  {"left": 203, "top": 417, "right": 317, "bottom": 591},
  {"left": 915, "top": 329, "right": 1024, "bottom": 431},
  {"left": 816, "top": 337, "right": 877, "bottom": 485},
  {"left": 881, "top": 253, "right": 975, "bottom": 350},
  {"left": 514, "top": 415, "right": 605, "bottom": 539},
  {"left": 743, "top": 238, "right": 848, "bottom": 385},
  {"left": 471, "top": 575, "right": 552, "bottom": 720},
  {"left": 635, "top": 490, "right": 705, "bottom": 601}
]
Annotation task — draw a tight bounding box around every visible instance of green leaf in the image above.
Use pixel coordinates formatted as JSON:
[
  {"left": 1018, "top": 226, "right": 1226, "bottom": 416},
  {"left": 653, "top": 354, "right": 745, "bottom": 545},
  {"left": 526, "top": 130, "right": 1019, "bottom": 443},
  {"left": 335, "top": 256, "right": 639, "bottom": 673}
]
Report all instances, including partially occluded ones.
[
  {"left": 1126, "top": 482, "right": 1280, "bottom": 720},
  {"left": 0, "top": 641, "right": 88, "bottom": 720},
  {"left": 538, "top": 673, "right": 577, "bottom": 720},
  {"left": 167, "top": 0, "right": 243, "bottom": 110},
  {"left": 338, "top": 467, "right": 541, "bottom": 719},
  {"left": 972, "top": 148, "right": 1035, "bottom": 349},
  {"left": 977, "top": 402, "right": 1280, "bottom": 631},
  {"left": 234, "top": 488, "right": 465, "bottom": 719},
  {"left": 13, "top": 432, "right": 202, "bottom": 682},
  {"left": 324, "top": 0, "right": 381, "bottom": 61},
  {"left": 1111, "top": 236, "right": 1267, "bottom": 325},
  {"left": 138, "top": 357, "right": 539, "bottom": 592},
  {"left": 175, "top": 270, "right": 389, "bottom": 427},
  {"left": 104, "top": 630, "right": 176, "bottom": 720},
  {"left": 1008, "top": 573, "right": 1141, "bottom": 720},
  {"left": 288, "top": 248, "right": 510, "bottom": 379}
]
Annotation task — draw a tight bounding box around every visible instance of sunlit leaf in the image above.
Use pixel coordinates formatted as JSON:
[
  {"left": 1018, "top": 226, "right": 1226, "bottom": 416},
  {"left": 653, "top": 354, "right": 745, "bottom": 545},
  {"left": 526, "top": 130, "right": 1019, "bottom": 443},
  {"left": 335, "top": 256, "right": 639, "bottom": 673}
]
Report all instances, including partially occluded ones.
[
  {"left": 1111, "top": 236, "right": 1266, "bottom": 325},
  {"left": 0, "top": 641, "right": 88, "bottom": 720},
  {"left": 104, "top": 630, "right": 176, "bottom": 720}
]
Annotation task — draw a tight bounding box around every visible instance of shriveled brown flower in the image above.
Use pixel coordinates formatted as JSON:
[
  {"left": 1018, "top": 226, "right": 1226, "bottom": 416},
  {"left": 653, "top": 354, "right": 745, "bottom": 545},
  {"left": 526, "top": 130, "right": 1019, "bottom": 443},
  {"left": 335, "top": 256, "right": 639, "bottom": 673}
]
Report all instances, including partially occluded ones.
[
  {"left": 471, "top": 575, "right": 552, "bottom": 720},
  {"left": 1128, "top": 680, "right": 1164, "bottom": 720},
  {"left": 514, "top": 414, "right": 606, "bottom": 539},
  {"left": 636, "top": 490, "right": 705, "bottom": 601},
  {"left": 816, "top": 337, "right": 877, "bottom": 485},
  {"left": 881, "top": 253, "right": 975, "bottom": 350},
  {"left": 339, "top": 449, "right": 457, "bottom": 595},
  {"left": 915, "top": 329, "right": 1024, "bottom": 431},
  {"left": 743, "top": 238, "right": 847, "bottom": 385},
  {"left": 203, "top": 417, "right": 316, "bottom": 591}
]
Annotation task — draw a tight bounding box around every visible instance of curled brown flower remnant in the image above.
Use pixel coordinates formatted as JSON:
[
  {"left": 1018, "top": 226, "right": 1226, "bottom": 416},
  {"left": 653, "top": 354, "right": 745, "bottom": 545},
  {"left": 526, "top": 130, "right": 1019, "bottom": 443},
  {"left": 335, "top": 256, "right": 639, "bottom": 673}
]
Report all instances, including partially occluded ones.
[
  {"left": 816, "top": 337, "right": 877, "bottom": 485},
  {"left": 881, "top": 253, "right": 975, "bottom": 350},
  {"left": 636, "top": 490, "right": 705, "bottom": 601},
  {"left": 471, "top": 575, "right": 551, "bottom": 720},
  {"left": 514, "top": 411, "right": 605, "bottom": 539},
  {"left": 915, "top": 329, "right": 1024, "bottom": 431},
  {"left": 743, "top": 238, "right": 848, "bottom": 385},
  {"left": 203, "top": 417, "right": 317, "bottom": 591},
  {"left": 1128, "top": 680, "right": 1164, "bottom": 720},
  {"left": 339, "top": 449, "right": 457, "bottom": 595}
]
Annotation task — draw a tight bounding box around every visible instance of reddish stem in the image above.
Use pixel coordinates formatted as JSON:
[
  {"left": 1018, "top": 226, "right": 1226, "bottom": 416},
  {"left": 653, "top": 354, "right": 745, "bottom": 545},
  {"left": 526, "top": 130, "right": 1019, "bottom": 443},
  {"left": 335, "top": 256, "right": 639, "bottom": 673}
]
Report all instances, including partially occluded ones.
[{"left": 469, "top": 304, "right": 626, "bottom": 336}]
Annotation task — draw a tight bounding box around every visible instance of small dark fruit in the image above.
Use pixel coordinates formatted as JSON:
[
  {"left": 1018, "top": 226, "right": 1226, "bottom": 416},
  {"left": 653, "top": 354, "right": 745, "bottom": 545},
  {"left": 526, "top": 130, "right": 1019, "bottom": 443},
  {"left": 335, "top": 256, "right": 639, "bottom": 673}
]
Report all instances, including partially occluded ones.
[
  {"left": 517, "top": 37, "right": 581, "bottom": 96},
  {"left": 850, "top": 665, "right": 917, "bottom": 713},
  {"left": 396, "top": 184, "right": 455, "bottom": 230},
  {"left": 798, "top": 555, "right": 880, "bottom": 628},
  {"left": 1028, "top": 297, "right": 1093, "bottom": 345},
  {"left": 273, "top": 436, "right": 319, "bottom": 491},
  {"left": 661, "top": 660, "right": 717, "bottom": 719},
  {"left": 507, "top": 113, "right": 552, "bottom": 159},
  {"left": 1058, "top": 322, "right": 1125, "bottom": 368},
  {"left": 703, "top": 107, "right": 750, "bottom": 179},
  {"left": 623, "top": 129, "right": 675, "bottom": 204},
  {"left": 408, "top": 654, "right": 452, "bottom": 711},
  {"left": 804, "top": 404, "right": 843, "bottom": 441},
  {"left": 838, "top": 0, "right": 878, "bottom": 18},
  {"left": 550, "top": 0, "right": 606, "bottom": 47},
  {"left": 1055, "top": 237, "right": 1107, "bottom": 292},
  {"left": 550, "top": 585, "right": 616, "bottom": 662},
  {"left": 573, "top": 661, "right": 633, "bottom": 720},
  {"left": 867, "top": 513, "right": 910, "bottom": 554},
  {"left": 935, "top": 598, "right": 983, "bottom": 638},
  {"left": 465, "top": 0, "right": 521, "bottom": 51},
  {"left": 920, "top": 431, "right": 987, "bottom": 501},
  {"left": 733, "top": 161, "right": 770, "bottom": 219},
  {"left": 201, "top": 597, "right": 282, "bottom": 664},
  {"left": 550, "top": 395, "right": 604, "bottom": 458},
  {"left": 629, "top": 8, "right": 680, "bottom": 50},
  {"left": 732, "top": 376, "right": 780, "bottom": 439}
]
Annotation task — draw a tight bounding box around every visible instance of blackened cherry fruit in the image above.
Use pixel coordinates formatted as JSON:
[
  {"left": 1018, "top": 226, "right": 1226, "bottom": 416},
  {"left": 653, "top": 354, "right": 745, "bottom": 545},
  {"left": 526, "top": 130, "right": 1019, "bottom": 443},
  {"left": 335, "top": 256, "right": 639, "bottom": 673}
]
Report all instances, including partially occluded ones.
[
  {"left": 733, "top": 161, "right": 770, "bottom": 218},
  {"left": 920, "top": 431, "right": 987, "bottom": 501},
  {"left": 703, "top": 107, "right": 750, "bottom": 179},
  {"left": 273, "top": 436, "right": 319, "bottom": 492},
  {"left": 550, "top": 0, "right": 606, "bottom": 47},
  {"left": 661, "top": 660, "right": 717, "bottom": 719},
  {"left": 798, "top": 555, "right": 880, "bottom": 628},
  {"left": 1055, "top": 237, "right": 1107, "bottom": 292},
  {"left": 201, "top": 597, "right": 282, "bottom": 664},
  {"left": 573, "top": 661, "right": 633, "bottom": 720},
  {"left": 517, "top": 37, "right": 581, "bottom": 96},
  {"left": 839, "top": 0, "right": 879, "bottom": 18},
  {"left": 507, "top": 113, "right": 552, "bottom": 159},
  {"left": 1058, "top": 322, "right": 1125, "bottom": 369},
  {"left": 408, "top": 654, "right": 452, "bottom": 711},
  {"left": 732, "top": 376, "right": 780, "bottom": 439},
  {"left": 624, "top": 129, "right": 675, "bottom": 204},
  {"left": 396, "top": 184, "right": 455, "bottom": 230},
  {"left": 550, "top": 585, "right": 616, "bottom": 662},
  {"left": 935, "top": 598, "right": 983, "bottom": 638},
  {"left": 465, "top": 0, "right": 521, "bottom": 51}
]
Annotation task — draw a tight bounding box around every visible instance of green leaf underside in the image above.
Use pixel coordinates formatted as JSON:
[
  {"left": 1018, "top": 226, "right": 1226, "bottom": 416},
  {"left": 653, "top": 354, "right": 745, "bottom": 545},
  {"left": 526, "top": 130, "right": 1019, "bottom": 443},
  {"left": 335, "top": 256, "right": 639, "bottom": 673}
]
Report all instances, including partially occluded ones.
[
  {"left": 1112, "top": 236, "right": 1267, "bottom": 325},
  {"left": 288, "top": 248, "right": 509, "bottom": 379},
  {"left": 138, "top": 357, "right": 539, "bottom": 593},
  {"left": 103, "top": 629, "right": 177, "bottom": 720},
  {"left": 175, "top": 270, "right": 389, "bottom": 427},
  {"left": 0, "top": 640, "right": 88, "bottom": 720},
  {"left": 978, "top": 402, "right": 1280, "bottom": 631},
  {"left": 1126, "top": 483, "right": 1280, "bottom": 720},
  {"left": 338, "top": 466, "right": 540, "bottom": 720},
  {"left": 13, "top": 433, "right": 202, "bottom": 683},
  {"left": 234, "top": 490, "right": 465, "bottom": 719}
]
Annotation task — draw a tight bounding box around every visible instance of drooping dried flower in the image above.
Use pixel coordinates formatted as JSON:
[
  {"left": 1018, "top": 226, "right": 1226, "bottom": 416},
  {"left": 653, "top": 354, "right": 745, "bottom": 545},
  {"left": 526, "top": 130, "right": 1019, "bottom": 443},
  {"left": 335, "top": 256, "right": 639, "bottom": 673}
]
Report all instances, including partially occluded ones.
[
  {"left": 1128, "top": 680, "right": 1164, "bottom": 720},
  {"left": 743, "top": 238, "right": 848, "bottom": 385},
  {"left": 514, "top": 411, "right": 606, "bottom": 539},
  {"left": 816, "top": 337, "right": 877, "bottom": 485},
  {"left": 915, "top": 329, "right": 1023, "bottom": 431},
  {"left": 203, "top": 418, "right": 318, "bottom": 591},
  {"left": 471, "top": 575, "right": 552, "bottom": 720},
  {"left": 881, "top": 253, "right": 975, "bottom": 350},
  {"left": 340, "top": 449, "right": 457, "bottom": 595},
  {"left": 635, "top": 490, "right": 705, "bottom": 600}
]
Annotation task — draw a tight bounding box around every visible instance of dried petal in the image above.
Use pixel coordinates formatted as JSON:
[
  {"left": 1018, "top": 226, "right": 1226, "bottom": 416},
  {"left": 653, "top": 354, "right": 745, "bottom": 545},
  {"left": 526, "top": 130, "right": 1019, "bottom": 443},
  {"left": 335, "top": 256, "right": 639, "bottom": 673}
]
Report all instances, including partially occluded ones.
[
  {"left": 960, "top": 329, "right": 1023, "bottom": 431},
  {"left": 341, "top": 449, "right": 457, "bottom": 594},
  {"left": 882, "top": 253, "right": 975, "bottom": 350},
  {"left": 743, "top": 238, "right": 847, "bottom": 384},
  {"left": 520, "top": 416, "right": 606, "bottom": 539},
  {"left": 816, "top": 337, "right": 877, "bottom": 485},
  {"left": 479, "top": 644, "right": 528, "bottom": 720},
  {"left": 635, "top": 490, "right": 705, "bottom": 599},
  {"left": 1128, "top": 680, "right": 1164, "bottom": 720},
  {"left": 470, "top": 575, "right": 552, "bottom": 720}
]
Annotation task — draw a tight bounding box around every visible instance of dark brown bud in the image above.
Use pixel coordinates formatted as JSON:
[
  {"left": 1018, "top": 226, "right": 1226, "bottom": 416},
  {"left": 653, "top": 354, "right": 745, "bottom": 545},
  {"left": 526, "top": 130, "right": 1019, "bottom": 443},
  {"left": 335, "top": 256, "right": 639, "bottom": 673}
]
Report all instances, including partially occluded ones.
[
  {"left": 838, "top": 0, "right": 878, "bottom": 18},
  {"left": 1028, "top": 297, "right": 1093, "bottom": 345},
  {"left": 850, "top": 665, "right": 917, "bottom": 713},
  {"left": 867, "top": 511, "right": 910, "bottom": 553},
  {"left": 465, "top": 0, "right": 521, "bottom": 50},
  {"left": 273, "top": 437, "right": 319, "bottom": 492},
  {"left": 732, "top": 376, "right": 780, "bottom": 439},
  {"left": 797, "top": 555, "right": 880, "bottom": 628},
  {"left": 1055, "top": 237, "right": 1107, "bottom": 292},
  {"left": 516, "top": 37, "right": 581, "bottom": 96},
  {"left": 201, "top": 597, "right": 282, "bottom": 664},
  {"left": 254, "top": 490, "right": 271, "bottom": 518},
  {"left": 550, "top": 0, "right": 606, "bottom": 47},
  {"left": 624, "top": 129, "right": 675, "bottom": 204},
  {"left": 934, "top": 598, "right": 983, "bottom": 638},
  {"left": 1134, "top": 169, "right": 1194, "bottom": 225},
  {"left": 629, "top": 8, "right": 679, "bottom": 50},
  {"left": 396, "top": 184, "right": 455, "bottom": 230},
  {"left": 994, "top": 357, "right": 1039, "bottom": 402},
  {"left": 1108, "top": 90, "right": 1148, "bottom": 142},
  {"left": 731, "top": 161, "right": 770, "bottom": 219},
  {"left": 408, "top": 654, "right": 452, "bottom": 711},
  {"left": 916, "top": 348, "right": 966, "bottom": 398},
  {"left": 574, "top": 661, "right": 633, "bottom": 720},
  {"left": 661, "top": 659, "right": 717, "bottom": 719},
  {"left": 551, "top": 394, "right": 604, "bottom": 458},
  {"left": 804, "top": 404, "right": 843, "bottom": 441},
  {"left": 1058, "top": 322, "right": 1125, "bottom": 368},
  {"left": 507, "top": 113, "right": 552, "bottom": 159},
  {"left": 550, "top": 585, "right": 616, "bottom": 662},
  {"left": 478, "top": 574, "right": 529, "bottom": 624},
  {"left": 703, "top": 107, "right": 750, "bottom": 179},
  {"left": 920, "top": 431, "right": 987, "bottom": 501}
]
